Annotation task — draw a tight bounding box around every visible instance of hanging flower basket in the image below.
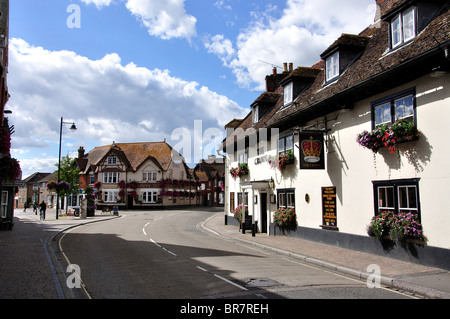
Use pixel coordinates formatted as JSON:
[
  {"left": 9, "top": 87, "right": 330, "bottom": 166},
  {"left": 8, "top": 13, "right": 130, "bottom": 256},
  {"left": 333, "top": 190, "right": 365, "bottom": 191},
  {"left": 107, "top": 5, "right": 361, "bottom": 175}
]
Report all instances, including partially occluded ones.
[
  {"left": 357, "top": 119, "right": 421, "bottom": 154},
  {"left": 0, "top": 156, "right": 21, "bottom": 181},
  {"left": 229, "top": 163, "right": 249, "bottom": 180},
  {"left": 0, "top": 125, "right": 11, "bottom": 156}
]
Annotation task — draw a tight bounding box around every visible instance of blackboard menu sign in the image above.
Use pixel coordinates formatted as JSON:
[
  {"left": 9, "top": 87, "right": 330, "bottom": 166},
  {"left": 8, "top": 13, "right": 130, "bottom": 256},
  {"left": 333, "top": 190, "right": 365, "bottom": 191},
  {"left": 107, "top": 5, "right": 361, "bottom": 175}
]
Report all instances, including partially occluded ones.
[
  {"left": 230, "top": 192, "right": 235, "bottom": 213},
  {"left": 321, "top": 187, "right": 338, "bottom": 230}
]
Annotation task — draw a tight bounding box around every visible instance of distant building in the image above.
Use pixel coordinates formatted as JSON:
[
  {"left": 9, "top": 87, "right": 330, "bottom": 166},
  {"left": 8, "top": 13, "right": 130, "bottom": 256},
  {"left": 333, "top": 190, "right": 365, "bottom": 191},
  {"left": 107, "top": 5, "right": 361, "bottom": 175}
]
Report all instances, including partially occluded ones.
[
  {"left": 76, "top": 141, "right": 199, "bottom": 210},
  {"left": 192, "top": 155, "right": 225, "bottom": 207}
]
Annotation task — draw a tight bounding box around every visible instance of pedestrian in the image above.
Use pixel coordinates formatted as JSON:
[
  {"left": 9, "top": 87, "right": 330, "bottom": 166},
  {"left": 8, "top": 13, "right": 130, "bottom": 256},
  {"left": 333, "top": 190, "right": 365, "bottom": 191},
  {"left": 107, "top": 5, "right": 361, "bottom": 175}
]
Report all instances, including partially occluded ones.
[
  {"left": 39, "top": 200, "right": 47, "bottom": 220},
  {"left": 33, "top": 202, "right": 37, "bottom": 215}
]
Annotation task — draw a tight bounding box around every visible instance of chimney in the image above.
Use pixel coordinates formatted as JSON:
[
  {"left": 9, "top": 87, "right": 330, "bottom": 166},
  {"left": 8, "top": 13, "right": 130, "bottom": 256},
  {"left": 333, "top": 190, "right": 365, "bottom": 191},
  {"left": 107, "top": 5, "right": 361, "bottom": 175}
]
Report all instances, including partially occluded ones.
[
  {"left": 283, "top": 62, "right": 288, "bottom": 73},
  {"left": 289, "top": 63, "right": 293, "bottom": 72},
  {"left": 78, "top": 146, "right": 85, "bottom": 158},
  {"left": 272, "top": 67, "right": 277, "bottom": 75}
]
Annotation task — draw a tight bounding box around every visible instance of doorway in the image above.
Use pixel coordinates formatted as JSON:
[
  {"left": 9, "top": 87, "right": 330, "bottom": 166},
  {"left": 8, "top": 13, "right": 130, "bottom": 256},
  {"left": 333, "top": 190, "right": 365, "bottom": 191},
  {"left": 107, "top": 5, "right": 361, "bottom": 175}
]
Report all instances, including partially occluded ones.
[{"left": 260, "top": 193, "right": 267, "bottom": 233}]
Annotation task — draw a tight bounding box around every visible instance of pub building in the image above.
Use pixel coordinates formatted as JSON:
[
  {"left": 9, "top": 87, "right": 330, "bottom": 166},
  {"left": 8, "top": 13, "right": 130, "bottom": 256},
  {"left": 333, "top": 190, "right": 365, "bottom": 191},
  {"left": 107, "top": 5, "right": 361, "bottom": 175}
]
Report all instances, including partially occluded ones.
[{"left": 223, "top": 0, "right": 450, "bottom": 269}]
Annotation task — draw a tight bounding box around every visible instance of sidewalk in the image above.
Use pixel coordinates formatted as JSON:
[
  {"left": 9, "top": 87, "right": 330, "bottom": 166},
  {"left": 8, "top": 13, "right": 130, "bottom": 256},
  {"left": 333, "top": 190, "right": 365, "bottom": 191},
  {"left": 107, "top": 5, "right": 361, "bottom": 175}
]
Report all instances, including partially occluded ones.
[
  {"left": 0, "top": 208, "right": 119, "bottom": 299},
  {"left": 203, "top": 212, "right": 450, "bottom": 299}
]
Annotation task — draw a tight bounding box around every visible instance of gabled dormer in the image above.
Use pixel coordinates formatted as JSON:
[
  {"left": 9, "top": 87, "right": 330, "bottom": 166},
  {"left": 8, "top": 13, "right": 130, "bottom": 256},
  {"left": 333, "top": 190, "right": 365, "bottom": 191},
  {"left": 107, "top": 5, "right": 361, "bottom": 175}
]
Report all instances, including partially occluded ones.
[
  {"left": 280, "top": 66, "right": 321, "bottom": 109},
  {"left": 320, "top": 34, "right": 369, "bottom": 85},
  {"left": 379, "top": 0, "right": 448, "bottom": 50},
  {"left": 251, "top": 92, "right": 280, "bottom": 124}
]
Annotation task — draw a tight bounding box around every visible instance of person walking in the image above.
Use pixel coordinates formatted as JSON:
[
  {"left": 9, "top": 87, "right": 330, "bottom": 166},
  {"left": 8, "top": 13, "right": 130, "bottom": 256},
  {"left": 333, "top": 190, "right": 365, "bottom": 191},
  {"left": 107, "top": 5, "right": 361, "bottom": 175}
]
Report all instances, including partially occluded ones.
[
  {"left": 33, "top": 202, "right": 37, "bottom": 215},
  {"left": 39, "top": 200, "right": 47, "bottom": 220}
]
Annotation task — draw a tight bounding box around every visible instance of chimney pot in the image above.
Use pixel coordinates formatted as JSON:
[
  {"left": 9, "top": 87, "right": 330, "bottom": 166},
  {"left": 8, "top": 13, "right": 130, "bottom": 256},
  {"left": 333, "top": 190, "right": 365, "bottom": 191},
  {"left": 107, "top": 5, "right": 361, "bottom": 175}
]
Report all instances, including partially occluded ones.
[
  {"left": 289, "top": 63, "right": 293, "bottom": 72},
  {"left": 283, "top": 62, "right": 288, "bottom": 72},
  {"left": 272, "top": 67, "right": 277, "bottom": 75}
]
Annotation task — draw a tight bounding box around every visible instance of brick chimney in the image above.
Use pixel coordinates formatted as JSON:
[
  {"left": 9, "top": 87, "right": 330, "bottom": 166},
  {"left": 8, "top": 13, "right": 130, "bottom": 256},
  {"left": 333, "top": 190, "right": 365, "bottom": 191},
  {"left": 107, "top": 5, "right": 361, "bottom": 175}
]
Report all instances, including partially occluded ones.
[
  {"left": 78, "top": 146, "right": 85, "bottom": 158},
  {"left": 265, "top": 62, "right": 291, "bottom": 92}
]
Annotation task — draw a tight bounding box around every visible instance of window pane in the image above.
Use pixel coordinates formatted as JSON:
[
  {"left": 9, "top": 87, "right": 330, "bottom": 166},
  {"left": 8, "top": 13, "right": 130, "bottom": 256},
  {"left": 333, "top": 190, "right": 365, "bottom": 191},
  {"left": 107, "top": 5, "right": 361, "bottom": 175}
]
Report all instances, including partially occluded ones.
[
  {"left": 378, "top": 187, "right": 394, "bottom": 209},
  {"left": 398, "top": 186, "right": 408, "bottom": 208},
  {"left": 283, "top": 83, "right": 293, "bottom": 105},
  {"left": 286, "top": 135, "right": 293, "bottom": 152},
  {"left": 391, "top": 14, "right": 402, "bottom": 47},
  {"left": 403, "top": 7, "right": 415, "bottom": 41},
  {"left": 278, "top": 138, "right": 285, "bottom": 155},
  {"left": 395, "top": 95, "right": 414, "bottom": 120},
  {"left": 279, "top": 193, "right": 286, "bottom": 208},
  {"left": 375, "top": 103, "right": 391, "bottom": 126},
  {"left": 326, "top": 52, "right": 339, "bottom": 80},
  {"left": 408, "top": 187, "right": 417, "bottom": 208},
  {"left": 287, "top": 193, "right": 295, "bottom": 208}
]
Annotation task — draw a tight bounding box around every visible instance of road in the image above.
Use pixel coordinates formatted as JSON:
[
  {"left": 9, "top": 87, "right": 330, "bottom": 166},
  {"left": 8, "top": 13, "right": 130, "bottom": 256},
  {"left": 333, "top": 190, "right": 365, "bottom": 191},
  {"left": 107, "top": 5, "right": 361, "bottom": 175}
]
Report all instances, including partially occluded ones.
[{"left": 56, "top": 209, "right": 418, "bottom": 299}]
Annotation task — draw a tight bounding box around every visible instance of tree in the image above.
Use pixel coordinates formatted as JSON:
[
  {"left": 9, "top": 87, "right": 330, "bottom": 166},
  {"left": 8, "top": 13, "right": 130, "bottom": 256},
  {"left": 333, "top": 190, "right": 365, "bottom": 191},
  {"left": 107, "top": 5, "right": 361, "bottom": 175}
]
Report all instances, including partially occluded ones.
[{"left": 54, "top": 156, "right": 80, "bottom": 211}]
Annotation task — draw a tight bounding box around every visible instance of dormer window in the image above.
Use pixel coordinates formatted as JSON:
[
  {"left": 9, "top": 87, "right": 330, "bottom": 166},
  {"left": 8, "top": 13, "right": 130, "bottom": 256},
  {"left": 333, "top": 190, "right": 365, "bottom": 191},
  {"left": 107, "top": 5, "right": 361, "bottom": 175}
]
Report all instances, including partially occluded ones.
[
  {"left": 391, "top": 6, "right": 416, "bottom": 49},
  {"left": 253, "top": 105, "right": 259, "bottom": 124},
  {"left": 283, "top": 82, "right": 293, "bottom": 107},
  {"left": 325, "top": 51, "right": 339, "bottom": 82}
]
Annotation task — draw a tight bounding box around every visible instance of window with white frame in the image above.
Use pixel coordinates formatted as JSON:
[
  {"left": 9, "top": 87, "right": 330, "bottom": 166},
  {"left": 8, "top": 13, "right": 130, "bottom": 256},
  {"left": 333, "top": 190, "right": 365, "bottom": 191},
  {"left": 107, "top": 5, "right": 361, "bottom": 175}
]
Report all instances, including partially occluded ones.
[
  {"left": 103, "top": 172, "right": 120, "bottom": 184},
  {"left": 107, "top": 156, "right": 117, "bottom": 165},
  {"left": 143, "top": 171, "right": 157, "bottom": 182},
  {"left": 278, "top": 134, "right": 294, "bottom": 155},
  {"left": 283, "top": 82, "right": 293, "bottom": 106},
  {"left": 238, "top": 150, "right": 248, "bottom": 164},
  {"left": 142, "top": 190, "right": 159, "bottom": 203},
  {"left": 373, "top": 179, "right": 420, "bottom": 219},
  {"left": 277, "top": 189, "right": 295, "bottom": 209},
  {"left": 325, "top": 51, "right": 339, "bottom": 82},
  {"left": 372, "top": 88, "right": 415, "bottom": 128},
  {"left": 391, "top": 6, "right": 416, "bottom": 49},
  {"left": 104, "top": 190, "right": 119, "bottom": 203},
  {"left": 1, "top": 191, "right": 8, "bottom": 218}
]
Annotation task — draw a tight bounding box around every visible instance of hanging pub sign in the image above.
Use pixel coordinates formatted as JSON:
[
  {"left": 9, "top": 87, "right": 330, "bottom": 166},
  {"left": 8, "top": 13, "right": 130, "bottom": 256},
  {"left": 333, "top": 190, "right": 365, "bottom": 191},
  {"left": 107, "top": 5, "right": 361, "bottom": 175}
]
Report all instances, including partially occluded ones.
[
  {"left": 321, "top": 186, "right": 338, "bottom": 230},
  {"left": 299, "top": 133, "right": 325, "bottom": 169}
]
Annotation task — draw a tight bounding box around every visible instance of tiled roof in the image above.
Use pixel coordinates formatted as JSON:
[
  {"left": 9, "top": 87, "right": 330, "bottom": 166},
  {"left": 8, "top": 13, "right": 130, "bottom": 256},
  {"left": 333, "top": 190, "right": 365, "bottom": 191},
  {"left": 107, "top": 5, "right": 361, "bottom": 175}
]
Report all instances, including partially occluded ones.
[
  {"left": 223, "top": 3, "right": 449, "bottom": 148},
  {"left": 80, "top": 142, "right": 177, "bottom": 173}
]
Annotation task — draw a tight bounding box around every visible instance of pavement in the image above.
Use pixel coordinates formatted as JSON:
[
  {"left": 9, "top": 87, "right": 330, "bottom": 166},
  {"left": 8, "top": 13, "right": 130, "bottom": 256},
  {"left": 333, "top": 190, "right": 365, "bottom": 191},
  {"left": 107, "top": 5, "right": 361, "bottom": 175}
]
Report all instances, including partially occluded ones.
[{"left": 1, "top": 207, "right": 449, "bottom": 299}]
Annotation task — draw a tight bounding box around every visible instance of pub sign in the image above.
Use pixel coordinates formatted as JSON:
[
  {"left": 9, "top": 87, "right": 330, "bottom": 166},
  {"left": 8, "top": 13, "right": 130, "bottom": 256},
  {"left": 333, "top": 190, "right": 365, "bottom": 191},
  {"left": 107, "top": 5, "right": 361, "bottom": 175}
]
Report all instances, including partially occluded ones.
[{"left": 299, "top": 133, "right": 325, "bottom": 169}]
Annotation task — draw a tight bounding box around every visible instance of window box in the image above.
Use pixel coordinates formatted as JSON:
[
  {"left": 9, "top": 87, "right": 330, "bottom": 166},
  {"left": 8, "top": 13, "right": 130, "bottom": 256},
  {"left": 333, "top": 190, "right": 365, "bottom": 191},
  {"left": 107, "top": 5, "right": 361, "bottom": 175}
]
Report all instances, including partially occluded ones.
[
  {"left": 357, "top": 119, "right": 420, "bottom": 153},
  {"left": 268, "top": 150, "right": 295, "bottom": 171},
  {"left": 229, "top": 163, "right": 249, "bottom": 180}
]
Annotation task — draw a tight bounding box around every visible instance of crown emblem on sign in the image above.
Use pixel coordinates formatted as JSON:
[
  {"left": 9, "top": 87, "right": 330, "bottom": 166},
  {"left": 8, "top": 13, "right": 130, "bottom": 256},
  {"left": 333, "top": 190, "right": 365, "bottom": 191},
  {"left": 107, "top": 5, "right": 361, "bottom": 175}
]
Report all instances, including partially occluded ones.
[{"left": 301, "top": 136, "right": 321, "bottom": 163}]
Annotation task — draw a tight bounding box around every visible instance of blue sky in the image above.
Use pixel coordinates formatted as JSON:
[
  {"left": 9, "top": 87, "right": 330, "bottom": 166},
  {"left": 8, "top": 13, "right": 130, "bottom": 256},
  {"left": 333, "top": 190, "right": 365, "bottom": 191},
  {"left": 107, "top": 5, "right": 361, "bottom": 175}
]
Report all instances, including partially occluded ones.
[{"left": 7, "top": 0, "right": 376, "bottom": 177}]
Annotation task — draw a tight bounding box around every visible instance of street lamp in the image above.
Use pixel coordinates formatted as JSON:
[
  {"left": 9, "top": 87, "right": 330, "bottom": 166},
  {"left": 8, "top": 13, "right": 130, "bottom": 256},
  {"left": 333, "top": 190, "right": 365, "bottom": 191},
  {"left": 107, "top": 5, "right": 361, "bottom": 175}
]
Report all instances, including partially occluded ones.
[{"left": 56, "top": 117, "right": 77, "bottom": 219}]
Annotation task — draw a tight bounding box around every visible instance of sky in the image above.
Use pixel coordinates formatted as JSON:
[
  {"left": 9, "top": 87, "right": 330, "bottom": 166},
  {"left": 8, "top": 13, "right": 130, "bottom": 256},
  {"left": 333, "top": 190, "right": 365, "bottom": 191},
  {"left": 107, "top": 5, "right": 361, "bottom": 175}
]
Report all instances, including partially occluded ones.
[{"left": 7, "top": 0, "right": 377, "bottom": 178}]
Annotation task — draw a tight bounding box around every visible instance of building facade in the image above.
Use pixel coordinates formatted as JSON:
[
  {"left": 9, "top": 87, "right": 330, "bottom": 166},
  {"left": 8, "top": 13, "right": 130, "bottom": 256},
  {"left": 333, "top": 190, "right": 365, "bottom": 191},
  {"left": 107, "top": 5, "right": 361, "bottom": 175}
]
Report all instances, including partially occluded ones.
[
  {"left": 224, "top": 0, "right": 450, "bottom": 266},
  {"left": 77, "top": 141, "right": 200, "bottom": 210}
]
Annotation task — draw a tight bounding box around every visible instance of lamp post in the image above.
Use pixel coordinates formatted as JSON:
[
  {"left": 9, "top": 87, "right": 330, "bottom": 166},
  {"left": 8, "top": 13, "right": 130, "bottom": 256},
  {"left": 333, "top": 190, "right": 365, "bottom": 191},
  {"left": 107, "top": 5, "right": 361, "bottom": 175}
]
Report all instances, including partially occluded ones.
[{"left": 56, "top": 117, "right": 77, "bottom": 219}]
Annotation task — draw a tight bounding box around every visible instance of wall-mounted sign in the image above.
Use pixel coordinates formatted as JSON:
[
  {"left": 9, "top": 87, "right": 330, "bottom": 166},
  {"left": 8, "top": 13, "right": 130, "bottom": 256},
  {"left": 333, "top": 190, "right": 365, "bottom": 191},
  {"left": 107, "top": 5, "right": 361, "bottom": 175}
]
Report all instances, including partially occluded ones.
[
  {"left": 299, "top": 133, "right": 325, "bottom": 169},
  {"left": 321, "top": 186, "right": 338, "bottom": 229}
]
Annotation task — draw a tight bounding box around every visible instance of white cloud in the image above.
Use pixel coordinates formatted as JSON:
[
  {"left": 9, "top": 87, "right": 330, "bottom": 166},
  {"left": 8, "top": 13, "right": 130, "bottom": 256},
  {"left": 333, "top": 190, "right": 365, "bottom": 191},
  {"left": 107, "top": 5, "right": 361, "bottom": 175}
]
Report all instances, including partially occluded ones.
[
  {"left": 7, "top": 38, "right": 248, "bottom": 173},
  {"left": 80, "top": 0, "right": 112, "bottom": 9},
  {"left": 205, "top": 0, "right": 376, "bottom": 90},
  {"left": 125, "top": 0, "right": 197, "bottom": 40}
]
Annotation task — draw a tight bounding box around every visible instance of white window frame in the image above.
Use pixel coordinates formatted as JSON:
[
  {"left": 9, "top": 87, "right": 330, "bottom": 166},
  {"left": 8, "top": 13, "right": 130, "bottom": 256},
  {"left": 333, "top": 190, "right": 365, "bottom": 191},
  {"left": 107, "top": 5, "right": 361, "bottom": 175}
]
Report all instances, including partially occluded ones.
[
  {"left": 325, "top": 51, "right": 339, "bottom": 82},
  {"left": 283, "top": 82, "right": 293, "bottom": 106},
  {"left": 1, "top": 191, "right": 8, "bottom": 218},
  {"left": 142, "top": 189, "right": 159, "bottom": 204},
  {"left": 103, "top": 172, "right": 120, "bottom": 184},
  {"left": 104, "top": 190, "right": 119, "bottom": 203},
  {"left": 107, "top": 156, "right": 118, "bottom": 165},
  {"left": 253, "top": 105, "right": 259, "bottom": 123},
  {"left": 391, "top": 6, "right": 416, "bottom": 49},
  {"left": 143, "top": 171, "right": 157, "bottom": 182}
]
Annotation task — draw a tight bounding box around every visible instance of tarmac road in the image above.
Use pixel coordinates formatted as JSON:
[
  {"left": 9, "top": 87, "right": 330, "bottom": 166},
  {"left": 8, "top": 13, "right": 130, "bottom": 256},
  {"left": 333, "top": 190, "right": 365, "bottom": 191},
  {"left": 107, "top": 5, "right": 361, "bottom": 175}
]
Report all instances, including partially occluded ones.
[{"left": 57, "top": 210, "right": 419, "bottom": 299}]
